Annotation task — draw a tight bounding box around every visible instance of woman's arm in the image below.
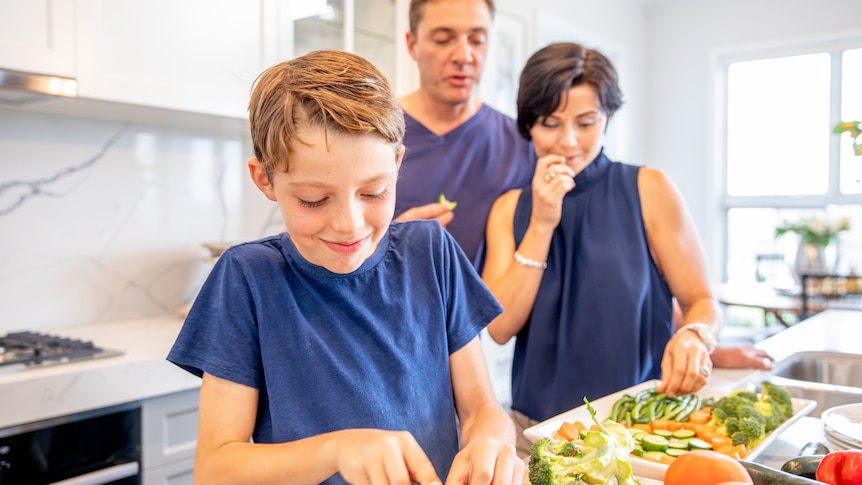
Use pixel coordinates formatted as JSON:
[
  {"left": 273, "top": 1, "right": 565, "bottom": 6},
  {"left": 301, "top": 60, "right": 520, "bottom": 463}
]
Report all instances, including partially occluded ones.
[
  {"left": 638, "top": 167, "right": 721, "bottom": 396},
  {"left": 482, "top": 155, "right": 575, "bottom": 344},
  {"left": 194, "top": 373, "right": 441, "bottom": 485},
  {"left": 447, "top": 337, "right": 524, "bottom": 484}
]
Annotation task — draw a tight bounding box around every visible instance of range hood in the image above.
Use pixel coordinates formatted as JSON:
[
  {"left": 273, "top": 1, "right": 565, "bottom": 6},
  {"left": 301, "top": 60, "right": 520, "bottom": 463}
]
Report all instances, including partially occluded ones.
[{"left": 0, "top": 68, "right": 78, "bottom": 104}]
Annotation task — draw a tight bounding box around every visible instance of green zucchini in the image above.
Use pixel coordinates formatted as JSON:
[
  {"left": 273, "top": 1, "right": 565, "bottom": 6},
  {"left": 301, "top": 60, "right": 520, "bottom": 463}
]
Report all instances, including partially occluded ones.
[
  {"left": 798, "top": 441, "right": 830, "bottom": 456},
  {"left": 780, "top": 455, "right": 824, "bottom": 480},
  {"left": 742, "top": 460, "right": 823, "bottom": 485}
]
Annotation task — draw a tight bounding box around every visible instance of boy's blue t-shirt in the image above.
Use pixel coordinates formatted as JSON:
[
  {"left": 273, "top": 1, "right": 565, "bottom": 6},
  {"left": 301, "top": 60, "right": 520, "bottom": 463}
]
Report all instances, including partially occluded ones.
[{"left": 167, "top": 221, "right": 502, "bottom": 483}]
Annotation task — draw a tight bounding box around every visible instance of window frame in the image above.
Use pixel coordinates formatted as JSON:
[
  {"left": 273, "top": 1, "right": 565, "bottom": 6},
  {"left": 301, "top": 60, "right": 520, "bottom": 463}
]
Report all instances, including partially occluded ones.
[{"left": 716, "top": 35, "right": 862, "bottom": 282}]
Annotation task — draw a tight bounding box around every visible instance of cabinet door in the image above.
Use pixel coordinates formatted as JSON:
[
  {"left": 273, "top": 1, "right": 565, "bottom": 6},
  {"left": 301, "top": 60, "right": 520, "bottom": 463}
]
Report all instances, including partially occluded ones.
[
  {"left": 76, "top": 0, "right": 278, "bottom": 119},
  {"left": 0, "top": 0, "right": 76, "bottom": 76},
  {"left": 142, "top": 388, "right": 200, "bottom": 471},
  {"left": 143, "top": 458, "right": 195, "bottom": 485}
]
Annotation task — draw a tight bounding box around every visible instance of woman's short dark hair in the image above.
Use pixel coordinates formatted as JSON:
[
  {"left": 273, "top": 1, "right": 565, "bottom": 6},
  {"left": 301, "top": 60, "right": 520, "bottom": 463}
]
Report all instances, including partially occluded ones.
[{"left": 516, "top": 42, "right": 623, "bottom": 140}]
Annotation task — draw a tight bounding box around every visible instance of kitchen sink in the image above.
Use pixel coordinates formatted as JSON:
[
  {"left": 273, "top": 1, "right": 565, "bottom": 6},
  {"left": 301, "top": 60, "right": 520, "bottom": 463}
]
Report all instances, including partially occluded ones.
[
  {"left": 771, "top": 351, "right": 862, "bottom": 388},
  {"left": 767, "top": 351, "right": 862, "bottom": 417}
]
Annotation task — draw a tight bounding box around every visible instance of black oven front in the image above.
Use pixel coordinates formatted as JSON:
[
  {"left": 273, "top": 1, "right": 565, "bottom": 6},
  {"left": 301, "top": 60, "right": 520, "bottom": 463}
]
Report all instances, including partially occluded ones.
[{"left": 0, "top": 401, "right": 141, "bottom": 485}]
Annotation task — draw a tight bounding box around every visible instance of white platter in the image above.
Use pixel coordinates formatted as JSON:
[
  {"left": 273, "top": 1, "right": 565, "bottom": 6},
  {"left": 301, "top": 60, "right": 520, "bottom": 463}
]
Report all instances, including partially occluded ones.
[
  {"left": 523, "top": 379, "right": 816, "bottom": 481},
  {"left": 822, "top": 403, "right": 862, "bottom": 449}
]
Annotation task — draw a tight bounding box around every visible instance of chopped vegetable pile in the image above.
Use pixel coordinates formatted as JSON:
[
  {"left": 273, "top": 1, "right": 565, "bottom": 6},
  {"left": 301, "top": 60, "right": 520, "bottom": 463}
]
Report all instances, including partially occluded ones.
[
  {"left": 549, "top": 382, "right": 796, "bottom": 468},
  {"left": 530, "top": 398, "right": 639, "bottom": 485}
]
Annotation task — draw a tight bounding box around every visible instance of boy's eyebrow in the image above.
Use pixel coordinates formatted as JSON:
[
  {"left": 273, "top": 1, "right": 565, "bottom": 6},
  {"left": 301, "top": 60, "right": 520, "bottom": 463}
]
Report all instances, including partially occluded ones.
[{"left": 289, "top": 173, "right": 392, "bottom": 189}]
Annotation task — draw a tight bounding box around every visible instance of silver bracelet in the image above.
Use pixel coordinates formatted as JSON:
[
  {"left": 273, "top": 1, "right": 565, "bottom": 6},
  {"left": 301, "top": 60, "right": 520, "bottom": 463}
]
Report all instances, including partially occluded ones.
[{"left": 514, "top": 251, "right": 547, "bottom": 270}]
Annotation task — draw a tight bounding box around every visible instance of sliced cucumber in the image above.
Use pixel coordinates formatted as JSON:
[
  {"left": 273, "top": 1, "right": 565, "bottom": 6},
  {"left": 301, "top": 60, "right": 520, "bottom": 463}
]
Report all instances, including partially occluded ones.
[
  {"left": 672, "top": 429, "right": 696, "bottom": 439},
  {"left": 666, "top": 448, "right": 689, "bottom": 457},
  {"left": 642, "top": 451, "right": 668, "bottom": 463},
  {"left": 653, "top": 429, "right": 673, "bottom": 438},
  {"left": 668, "top": 440, "right": 689, "bottom": 449},
  {"left": 641, "top": 434, "right": 670, "bottom": 452},
  {"left": 687, "top": 438, "right": 713, "bottom": 450}
]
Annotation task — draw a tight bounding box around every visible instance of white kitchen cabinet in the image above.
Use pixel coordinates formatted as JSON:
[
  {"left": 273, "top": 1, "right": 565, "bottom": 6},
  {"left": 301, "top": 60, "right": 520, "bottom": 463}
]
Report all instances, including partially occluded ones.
[
  {"left": 0, "top": 0, "right": 77, "bottom": 77},
  {"left": 142, "top": 388, "right": 200, "bottom": 485},
  {"left": 75, "top": 0, "right": 291, "bottom": 119}
]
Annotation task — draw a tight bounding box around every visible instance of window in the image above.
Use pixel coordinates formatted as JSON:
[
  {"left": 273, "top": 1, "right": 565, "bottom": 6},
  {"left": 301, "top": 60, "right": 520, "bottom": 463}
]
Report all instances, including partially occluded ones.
[{"left": 722, "top": 45, "right": 862, "bottom": 285}]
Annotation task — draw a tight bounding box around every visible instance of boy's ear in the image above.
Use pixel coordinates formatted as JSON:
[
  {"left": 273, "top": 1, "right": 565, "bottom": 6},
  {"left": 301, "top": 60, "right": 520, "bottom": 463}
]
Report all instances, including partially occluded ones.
[{"left": 248, "top": 158, "right": 277, "bottom": 201}]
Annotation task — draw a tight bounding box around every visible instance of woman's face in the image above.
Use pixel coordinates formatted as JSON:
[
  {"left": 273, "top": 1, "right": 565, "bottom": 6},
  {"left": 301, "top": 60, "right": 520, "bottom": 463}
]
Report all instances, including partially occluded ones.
[{"left": 528, "top": 84, "right": 608, "bottom": 175}]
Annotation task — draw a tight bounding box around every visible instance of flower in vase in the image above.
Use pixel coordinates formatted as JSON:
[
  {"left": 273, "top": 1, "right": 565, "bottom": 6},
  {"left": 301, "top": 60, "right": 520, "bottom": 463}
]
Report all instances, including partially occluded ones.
[{"left": 774, "top": 216, "right": 851, "bottom": 247}]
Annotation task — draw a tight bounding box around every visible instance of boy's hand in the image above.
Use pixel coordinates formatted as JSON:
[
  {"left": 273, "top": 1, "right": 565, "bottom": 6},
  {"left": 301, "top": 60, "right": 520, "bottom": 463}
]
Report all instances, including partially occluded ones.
[
  {"left": 445, "top": 436, "right": 524, "bottom": 485},
  {"left": 335, "top": 429, "right": 441, "bottom": 485},
  {"left": 394, "top": 202, "right": 456, "bottom": 228}
]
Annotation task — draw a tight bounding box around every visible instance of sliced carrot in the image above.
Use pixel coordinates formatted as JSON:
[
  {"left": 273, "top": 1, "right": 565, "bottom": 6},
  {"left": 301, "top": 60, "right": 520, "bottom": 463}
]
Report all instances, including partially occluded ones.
[
  {"left": 710, "top": 436, "right": 733, "bottom": 449},
  {"left": 716, "top": 443, "right": 747, "bottom": 459},
  {"left": 667, "top": 420, "right": 685, "bottom": 431},
  {"left": 631, "top": 423, "right": 652, "bottom": 433},
  {"left": 572, "top": 421, "right": 586, "bottom": 432},
  {"left": 688, "top": 409, "right": 712, "bottom": 425},
  {"left": 651, "top": 418, "right": 672, "bottom": 430},
  {"left": 660, "top": 454, "right": 677, "bottom": 465},
  {"left": 556, "top": 421, "right": 581, "bottom": 441}
]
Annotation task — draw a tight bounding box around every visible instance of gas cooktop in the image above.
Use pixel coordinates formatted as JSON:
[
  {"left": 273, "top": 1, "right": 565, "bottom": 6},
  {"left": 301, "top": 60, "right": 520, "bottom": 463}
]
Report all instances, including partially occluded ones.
[{"left": 0, "top": 331, "right": 124, "bottom": 368}]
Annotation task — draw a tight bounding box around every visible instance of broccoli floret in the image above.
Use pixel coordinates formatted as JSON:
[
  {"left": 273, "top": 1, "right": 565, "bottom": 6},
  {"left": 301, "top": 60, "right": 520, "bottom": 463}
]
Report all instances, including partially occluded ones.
[
  {"left": 730, "top": 430, "right": 750, "bottom": 447},
  {"left": 761, "top": 381, "right": 794, "bottom": 418},
  {"left": 754, "top": 397, "right": 787, "bottom": 432},
  {"left": 737, "top": 415, "right": 766, "bottom": 447},
  {"left": 528, "top": 438, "right": 558, "bottom": 485},
  {"left": 711, "top": 394, "right": 759, "bottom": 423},
  {"left": 528, "top": 438, "right": 592, "bottom": 485},
  {"left": 731, "top": 389, "right": 759, "bottom": 402}
]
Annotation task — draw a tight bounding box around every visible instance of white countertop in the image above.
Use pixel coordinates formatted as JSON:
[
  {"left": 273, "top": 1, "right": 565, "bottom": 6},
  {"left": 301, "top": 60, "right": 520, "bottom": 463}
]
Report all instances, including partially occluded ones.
[
  {"left": 0, "top": 315, "right": 200, "bottom": 430},
  {"left": 708, "top": 309, "right": 862, "bottom": 390}
]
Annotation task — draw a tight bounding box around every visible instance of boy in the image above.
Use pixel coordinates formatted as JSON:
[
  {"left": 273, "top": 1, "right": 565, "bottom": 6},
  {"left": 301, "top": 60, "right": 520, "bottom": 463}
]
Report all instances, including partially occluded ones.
[{"left": 167, "top": 50, "right": 522, "bottom": 484}]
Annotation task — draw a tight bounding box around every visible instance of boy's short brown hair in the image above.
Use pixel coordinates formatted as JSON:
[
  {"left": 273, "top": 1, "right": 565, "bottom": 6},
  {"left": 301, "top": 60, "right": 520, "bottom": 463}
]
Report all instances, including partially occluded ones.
[{"left": 248, "top": 49, "right": 405, "bottom": 181}]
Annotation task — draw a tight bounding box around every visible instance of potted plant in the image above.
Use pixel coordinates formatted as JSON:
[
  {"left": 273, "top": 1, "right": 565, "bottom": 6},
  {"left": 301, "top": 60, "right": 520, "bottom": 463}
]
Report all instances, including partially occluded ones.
[
  {"left": 775, "top": 216, "right": 851, "bottom": 281},
  {"left": 834, "top": 120, "right": 862, "bottom": 156}
]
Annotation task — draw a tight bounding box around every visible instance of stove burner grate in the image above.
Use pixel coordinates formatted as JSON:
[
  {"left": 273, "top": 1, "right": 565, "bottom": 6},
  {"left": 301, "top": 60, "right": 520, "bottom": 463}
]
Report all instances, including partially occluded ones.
[{"left": 0, "top": 331, "right": 106, "bottom": 367}]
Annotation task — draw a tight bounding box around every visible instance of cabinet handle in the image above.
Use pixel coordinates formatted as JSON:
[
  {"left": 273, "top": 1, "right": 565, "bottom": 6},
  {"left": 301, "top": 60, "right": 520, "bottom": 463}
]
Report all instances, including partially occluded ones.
[{"left": 49, "top": 462, "right": 139, "bottom": 485}]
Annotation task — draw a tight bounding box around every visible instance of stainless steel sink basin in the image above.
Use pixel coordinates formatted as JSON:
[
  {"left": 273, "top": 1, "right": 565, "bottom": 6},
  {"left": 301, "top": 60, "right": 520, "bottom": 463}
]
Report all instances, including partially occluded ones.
[
  {"left": 772, "top": 351, "right": 862, "bottom": 388},
  {"left": 767, "top": 351, "right": 862, "bottom": 417}
]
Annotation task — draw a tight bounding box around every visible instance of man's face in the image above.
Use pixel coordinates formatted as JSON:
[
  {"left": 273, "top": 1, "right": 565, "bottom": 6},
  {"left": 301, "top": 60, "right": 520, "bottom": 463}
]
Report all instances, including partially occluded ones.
[{"left": 406, "top": 0, "right": 492, "bottom": 106}]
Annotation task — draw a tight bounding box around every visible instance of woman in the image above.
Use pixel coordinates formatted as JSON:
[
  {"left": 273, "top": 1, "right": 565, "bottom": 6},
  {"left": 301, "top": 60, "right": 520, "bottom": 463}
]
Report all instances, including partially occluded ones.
[{"left": 481, "top": 42, "right": 722, "bottom": 457}]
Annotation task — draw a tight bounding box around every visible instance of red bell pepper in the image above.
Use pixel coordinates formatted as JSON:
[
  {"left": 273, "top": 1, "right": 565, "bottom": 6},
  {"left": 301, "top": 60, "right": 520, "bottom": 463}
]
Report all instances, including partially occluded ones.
[{"left": 816, "top": 450, "right": 862, "bottom": 485}]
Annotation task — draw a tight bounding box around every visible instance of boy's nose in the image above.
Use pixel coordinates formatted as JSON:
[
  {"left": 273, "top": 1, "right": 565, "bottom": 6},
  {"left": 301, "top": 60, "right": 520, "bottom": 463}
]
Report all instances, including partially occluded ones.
[{"left": 331, "top": 200, "right": 364, "bottom": 233}]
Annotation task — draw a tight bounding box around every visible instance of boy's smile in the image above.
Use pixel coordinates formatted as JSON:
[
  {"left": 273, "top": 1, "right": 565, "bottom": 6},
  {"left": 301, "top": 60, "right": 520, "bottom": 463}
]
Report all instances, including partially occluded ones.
[{"left": 249, "top": 124, "right": 403, "bottom": 274}]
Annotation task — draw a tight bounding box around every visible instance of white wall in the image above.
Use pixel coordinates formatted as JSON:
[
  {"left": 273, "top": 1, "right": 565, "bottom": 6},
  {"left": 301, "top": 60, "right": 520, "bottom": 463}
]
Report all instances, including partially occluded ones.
[{"left": 643, "top": 0, "right": 862, "bottom": 281}]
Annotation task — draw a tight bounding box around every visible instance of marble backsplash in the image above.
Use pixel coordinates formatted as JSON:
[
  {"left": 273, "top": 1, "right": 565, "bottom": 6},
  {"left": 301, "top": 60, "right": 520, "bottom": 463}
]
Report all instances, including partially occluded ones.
[{"left": 0, "top": 107, "right": 282, "bottom": 332}]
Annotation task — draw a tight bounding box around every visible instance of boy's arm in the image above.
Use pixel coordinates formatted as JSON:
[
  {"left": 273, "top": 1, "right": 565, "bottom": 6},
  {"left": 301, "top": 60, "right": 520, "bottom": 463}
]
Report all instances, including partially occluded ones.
[
  {"left": 194, "top": 373, "right": 441, "bottom": 485},
  {"left": 447, "top": 337, "right": 524, "bottom": 484}
]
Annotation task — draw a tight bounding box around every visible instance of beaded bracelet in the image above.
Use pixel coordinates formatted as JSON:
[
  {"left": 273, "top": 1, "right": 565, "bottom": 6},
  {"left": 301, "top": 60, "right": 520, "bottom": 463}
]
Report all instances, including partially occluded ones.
[{"left": 514, "top": 251, "right": 547, "bottom": 270}]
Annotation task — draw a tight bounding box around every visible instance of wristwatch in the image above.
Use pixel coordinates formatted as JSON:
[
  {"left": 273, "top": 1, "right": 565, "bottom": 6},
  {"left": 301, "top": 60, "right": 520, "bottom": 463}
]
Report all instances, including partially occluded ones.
[{"left": 679, "top": 323, "right": 717, "bottom": 354}]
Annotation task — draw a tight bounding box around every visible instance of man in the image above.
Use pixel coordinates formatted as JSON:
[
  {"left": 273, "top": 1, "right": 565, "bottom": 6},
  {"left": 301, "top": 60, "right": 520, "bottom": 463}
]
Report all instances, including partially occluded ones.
[{"left": 394, "top": 0, "right": 534, "bottom": 267}]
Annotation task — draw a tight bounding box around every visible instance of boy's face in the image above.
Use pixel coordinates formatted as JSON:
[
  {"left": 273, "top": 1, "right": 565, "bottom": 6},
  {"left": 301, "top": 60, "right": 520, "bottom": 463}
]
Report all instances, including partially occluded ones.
[
  {"left": 407, "top": 0, "right": 492, "bottom": 106},
  {"left": 249, "top": 125, "right": 402, "bottom": 274}
]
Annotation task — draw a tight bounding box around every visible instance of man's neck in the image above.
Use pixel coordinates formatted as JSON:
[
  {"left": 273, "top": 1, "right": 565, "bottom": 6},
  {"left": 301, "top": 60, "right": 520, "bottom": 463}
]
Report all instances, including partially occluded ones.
[{"left": 401, "top": 91, "right": 483, "bottom": 136}]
